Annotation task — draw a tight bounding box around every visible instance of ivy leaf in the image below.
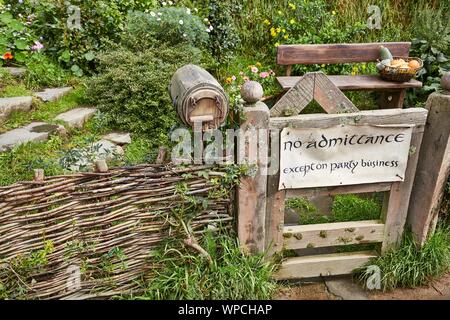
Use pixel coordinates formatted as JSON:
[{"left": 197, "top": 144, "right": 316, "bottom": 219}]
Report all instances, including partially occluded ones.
[
  {"left": 14, "top": 39, "right": 28, "bottom": 50},
  {"left": 14, "top": 51, "right": 27, "bottom": 62},
  {"left": 197, "top": 170, "right": 209, "bottom": 179},
  {"left": 8, "top": 20, "right": 25, "bottom": 31},
  {"left": 59, "top": 50, "right": 71, "bottom": 63},
  {"left": 0, "top": 12, "right": 13, "bottom": 24},
  {"left": 71, "top": 64, "right": 83, "bottom": 77},
  {"left": 84, "top": 51, "right": 95, "bottom": 61}
]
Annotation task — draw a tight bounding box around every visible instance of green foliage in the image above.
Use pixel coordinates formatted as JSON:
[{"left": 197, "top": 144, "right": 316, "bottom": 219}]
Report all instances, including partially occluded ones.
[
  {"left": 125, "top": 8, "right": 209, "bottom": 50},
  {"left": 410, "top": 7, "right": 450, "bottom": 95},
  {"left": 207, "top": 0, "right": 240, "bottom": 62},
  {"left": 0, "top": 83, "right": 31, "bottom": 98},
  {"left": 0, "top": 8, "right": 36, "bottom": 64},
  {"left": 23, "top": 53, "right": 70, "bottom": 90},
  {"left": 7, "top": 0, "right": 157, "bottom": 74},
  {"left": 295, "top": 194, "right": 382, "bottom": 225},
  {"left": 356, "top": 226, "right": 450, "bottom": 291},
  {"left": 86, "top": 43, "right": 204, "bottom": 140},
  {"left": 0, "top": 241, "right": 54, "bottom": 299},
  {"left": 133, "top": 232, "right": 276, "bottom": 300}
]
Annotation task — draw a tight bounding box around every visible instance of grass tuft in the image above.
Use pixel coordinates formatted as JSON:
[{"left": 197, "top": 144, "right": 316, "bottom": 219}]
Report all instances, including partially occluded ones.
[{"left": 356, "top": 226, "right": 450, "bottom": 291}]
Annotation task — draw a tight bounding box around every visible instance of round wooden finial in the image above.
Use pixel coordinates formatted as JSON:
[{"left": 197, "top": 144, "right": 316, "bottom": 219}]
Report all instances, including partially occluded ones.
[
  {"left": 241, "top": 81, "right": 263, "bottom": 104},
  {"left": 441, "top": 72, "right": 450, "bottom": 94}
]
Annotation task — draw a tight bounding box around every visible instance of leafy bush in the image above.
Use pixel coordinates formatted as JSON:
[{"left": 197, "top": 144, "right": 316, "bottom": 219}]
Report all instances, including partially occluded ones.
[
  {"left": 6, "top": 0, "right": 157, "bottom": 74},
  {"left": 23, "top": 53, "right": 70, "bottom": 89},
  {"left": 207, "top": 0, "right": 240, "bottom": 62},
  {"left": 134, "top": 232, "right": 276, "bottom": 300},
  {"left": 86, "top": 42, "right": 204, "bottom": 141},
  {"left": 0, "top": 8, "right": 37, "bottom": 64},
  {"left": 410, "top": 7, "right": 450, "bottom": 94},
  {"left": 125, "top": 8, "right": 209, "bottom": 51},
  {"left": 356, "top": 227, "right": 450, "bottom": 291}
]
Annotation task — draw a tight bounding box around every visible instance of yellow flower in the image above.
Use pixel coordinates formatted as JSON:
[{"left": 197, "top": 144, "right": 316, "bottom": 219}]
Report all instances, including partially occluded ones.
[
  {"left": 256, "top": 62, "right": 262, "bottom": 67},
  {"left": 277, "top": 10, "right": 282, "bottom": 15},
  {"left": 321, "top": 64, "right": 325, "bottom": 68},
  {"left": 282, "top": 28, "right": 286, "bottom": 33},
  {"left": 283, "top": 34, "right": 289, "bottom": 40},
  {"left": 276, "top": 27, "right": 281, "bottom": 33},
  {"left": 289, "top": 18, "right": 296, "bottom": 25},
  {"left": 263, "top": 19, "right": 271, "bottom": 25},
  {"left": 270, "top": 28, "right": 277, "bottom": 37},
  {"left": 332, "top": 10, "right": 336, "bottom": 15},
  {"left": 225, "top": 77, "right": 232, "bottom": 84},
  {"left": 288, "top": 3, "right": 296, "bottom": 10},
  {"left": 274, "top": 42, "right": 280, "bottom": 47}
]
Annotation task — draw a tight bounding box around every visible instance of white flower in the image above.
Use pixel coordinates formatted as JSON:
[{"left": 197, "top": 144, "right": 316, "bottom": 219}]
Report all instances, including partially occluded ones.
[
  {"left": 209, "top": 25, "right": 214, "bottom": 31},
  {"left": 206, "top": 28, "right": 211, "bottom": 33},
  {"left": 179, "top": 20, "right": 184, "bottom": 25},
  {"left": 168, "top": 1, "right": 173, "bottom": 5},
  {"left": 183, "top": 33, "right": 187, "bottom": 37},
  {"left": 186, "top": 8, "right": 191, "bottom": 15},
  {"left": 194, "top": 8, "right": 198, "bottom": 12},
  {"left": 157, "top": 12, "right": 162, "bottom": 16},
  {"left": 162, "top": 2, "right": 166, "bottom": 6},
  {"left": 150, "top": 11, "right": 156, "bottom": 17},
  {"left": 157, "top": 18, "right": 161, "bottom": 21},
  {"left": 203, "top": 18, "right": 208, "bottom": 22}
]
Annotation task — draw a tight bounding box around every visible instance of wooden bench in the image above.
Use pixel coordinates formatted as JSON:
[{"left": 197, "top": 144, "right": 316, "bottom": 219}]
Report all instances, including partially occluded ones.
[{"left": 277, "top": 42, "right": 422, "bottom": 108}]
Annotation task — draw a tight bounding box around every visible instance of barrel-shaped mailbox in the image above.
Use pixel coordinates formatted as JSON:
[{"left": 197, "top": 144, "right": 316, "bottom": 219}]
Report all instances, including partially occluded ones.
[{"left": 170, "top": 64, "right": 229, "bottom": 129}]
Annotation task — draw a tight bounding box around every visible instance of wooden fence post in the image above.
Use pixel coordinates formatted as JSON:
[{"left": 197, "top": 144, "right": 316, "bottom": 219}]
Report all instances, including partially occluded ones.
[
  {"left": 407, "top": 74, "right": 450, "bottom": 246},
  {"left": 237, "top": 81, "right": 269, "bottom": 254}
]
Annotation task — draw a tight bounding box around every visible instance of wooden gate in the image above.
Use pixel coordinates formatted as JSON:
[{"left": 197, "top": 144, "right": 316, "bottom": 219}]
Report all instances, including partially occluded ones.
[{"left": 259, "top": 72, "right": 428, "bottom": 279}]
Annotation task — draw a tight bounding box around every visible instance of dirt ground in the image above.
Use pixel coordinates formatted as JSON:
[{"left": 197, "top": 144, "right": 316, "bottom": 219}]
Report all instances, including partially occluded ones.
[{"left": 274, "top": 273, "right": 450, "bottom": 300}]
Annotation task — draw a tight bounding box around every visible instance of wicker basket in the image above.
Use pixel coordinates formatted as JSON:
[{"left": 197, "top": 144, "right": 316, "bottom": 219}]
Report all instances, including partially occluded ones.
[{"left": 379, "top": 57, "right": 423, "bottom": 82}]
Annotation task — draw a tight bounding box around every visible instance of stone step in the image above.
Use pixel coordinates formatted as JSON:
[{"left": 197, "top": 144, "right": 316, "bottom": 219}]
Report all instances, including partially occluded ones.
[
  {"left": 3, "top": 67, "right": 26, "bottom": 78},
  {"left": 102, "top": 132, "right": 131, "bottom": 145},
  {"left": 55, "top": 107, "right": 97, "bottom": 128},
  {"left": 34, "top": 87, "right": 73, "bottom": 102},
  {"left": 0, "top": 96, "right": 33, "bottom": 122},
  {"left": 0, "top": 122, "right": 65, "bottom": 152}
]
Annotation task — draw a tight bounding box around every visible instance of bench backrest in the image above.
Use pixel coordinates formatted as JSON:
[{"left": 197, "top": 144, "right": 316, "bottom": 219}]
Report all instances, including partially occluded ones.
[{"left": 277, "top": 42, "right": 411, "bottom": 66}]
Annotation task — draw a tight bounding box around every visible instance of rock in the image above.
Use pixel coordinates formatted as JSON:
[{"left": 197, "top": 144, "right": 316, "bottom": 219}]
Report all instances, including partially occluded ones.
[
  {"left": 324, "top": 277, "right": 370, "bottom": 300},
  {"left": 34, "top": 87, "right": 73, "bottom": 102},
  {"left": 0, "top": 122, "right": 64, "bottom": 152},
  {"left": 55, "top": 107, "right": 97, "bottom": 128},
  {"left": 441, "top": 71, "right": 450, "bottom": 94},
  {"left": 102, "top": 132, "right": 131, "bottom": 145},
  {"left": 4, "top": 67, "right": 26, "bottom": 78},
  {"left": 66, "top": 140, "right": 124, "bottom": 171},
  {"left": 0, "top": 96, "right": 33, "bottom": 121}
]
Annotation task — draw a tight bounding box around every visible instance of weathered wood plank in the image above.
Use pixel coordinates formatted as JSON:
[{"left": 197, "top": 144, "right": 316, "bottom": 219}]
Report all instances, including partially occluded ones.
[
  {"left": 277, "top": 75, "right": 422, "bottom": 91},
  {"left": 407, "top": 92, "right": 450, "bottom": 245},
  {"left": 277, "top": 42, "right": 411, "bottom": 65},
  {"left": 283, "top": 220, "right": 384, "bottom": 249},
  {"left": 382, "top": 130, "right": 425, "bottom": 252},
  {"left": 238, "top": 103, "right": 269, "bottom": 254},
  {"left": 269, "top": 107, "right": 428, "bottom": 131},
  {"left": 379, "top": 89, "right": 407, "bottom": 109},
  {"left": 270, "top": 73, "right": 314, "bottom": 117},
  {"left": 285, "top": 182, "right": 392, "bottom": 199},
  {"left": 274, "top": 251, "right": 377, "bottom": 280},
  {"left": 313, "top": 72, "right": 358, "bottom": 114}
]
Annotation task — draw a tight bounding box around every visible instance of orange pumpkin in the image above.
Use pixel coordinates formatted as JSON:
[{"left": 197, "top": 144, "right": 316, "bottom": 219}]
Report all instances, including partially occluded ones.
[{"left": 408, "top": 60, "right": 421, "bottom": 69}]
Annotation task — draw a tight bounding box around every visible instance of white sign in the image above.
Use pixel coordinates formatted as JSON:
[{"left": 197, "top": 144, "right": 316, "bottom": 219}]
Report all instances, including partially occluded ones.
[{"left": 279, "top": 125, "right": 413, "bottom": 190}]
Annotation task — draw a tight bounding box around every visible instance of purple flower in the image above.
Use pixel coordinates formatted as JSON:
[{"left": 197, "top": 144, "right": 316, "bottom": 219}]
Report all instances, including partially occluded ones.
[{"left": 31, "top": 41, "right": 44, "bottom": 52}]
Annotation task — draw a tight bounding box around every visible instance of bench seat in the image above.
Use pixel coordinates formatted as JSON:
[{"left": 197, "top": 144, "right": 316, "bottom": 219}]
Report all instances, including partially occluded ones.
[{"left": 277, "top": 75, "right": 423, "bottom": 91}]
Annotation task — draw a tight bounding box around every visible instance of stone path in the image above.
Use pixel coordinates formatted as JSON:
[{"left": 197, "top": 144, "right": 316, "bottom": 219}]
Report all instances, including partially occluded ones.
[
  {"left": 4, "top": 67, "right": 26, "bottom": 78},
  {"left": 0, "top": 96, "right": 33, "bottom": 121},
  {"left": 0, "top": 122, "right": 64, "bottom": 152},
  {"left": 102, "top": 132, "right": 131, "bottom": 145},
  {"left": 55, "top": 107, "right": 97, "bottom": 128},
  {"left": 34, "top": 87, "right": 73, "bottom": 102}
]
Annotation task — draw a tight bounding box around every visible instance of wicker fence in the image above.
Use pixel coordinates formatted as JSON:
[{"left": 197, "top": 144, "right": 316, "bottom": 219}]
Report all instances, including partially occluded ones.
[{"left": 0, "top": 164, "right": 234, "bottom": 299}]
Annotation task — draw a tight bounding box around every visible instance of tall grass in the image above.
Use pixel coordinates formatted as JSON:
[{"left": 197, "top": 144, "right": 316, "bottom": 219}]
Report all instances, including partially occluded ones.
[
  {"left": 133, "top": 232, "right": 277, "bottom": 300},
  {"left": 356, "top": 226, "right": 450, "bottom": 291}
]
